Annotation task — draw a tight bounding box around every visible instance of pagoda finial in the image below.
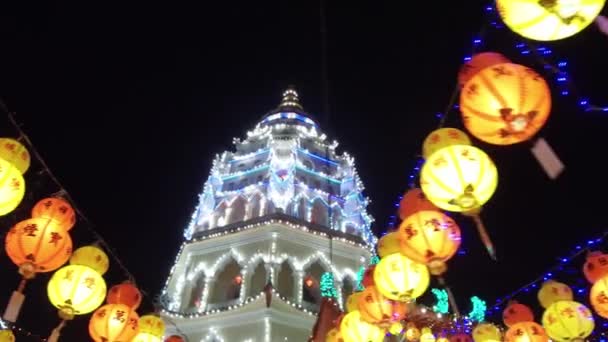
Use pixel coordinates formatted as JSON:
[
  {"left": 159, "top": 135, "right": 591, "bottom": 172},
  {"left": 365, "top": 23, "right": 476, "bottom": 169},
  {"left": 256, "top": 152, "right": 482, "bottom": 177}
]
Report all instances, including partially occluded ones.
[{"left": 277, "top": 85, "right": 304, "bottom": 111}]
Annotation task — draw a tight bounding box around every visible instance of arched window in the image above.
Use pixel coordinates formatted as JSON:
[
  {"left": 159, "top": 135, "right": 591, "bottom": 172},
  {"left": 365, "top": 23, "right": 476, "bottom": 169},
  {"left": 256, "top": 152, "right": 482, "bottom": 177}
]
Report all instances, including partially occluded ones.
[
  {"left": 296, "top": 197, "right": 307, "bottom": 220},
  {"left": 341, "top": 277, "right": 355, "bottom": 308},
  {"left": 247, "top": 262, "right": 268, "bottom": 298},
  {"left": 215, "top": 202, "right": 228, "bottom": 228},
  {"left": 277, "top": 261, "right": 295, "bottom": 300},
  {"left": 331, "top": 208, "right": 342, "bottom": 231},
  {"left": 227, "top": 197, "right": 246, "bottom": 224},
  {"left": 248, "top": 194, "right": 263, "bottom": 219},
  {"left": 302, "top": 261, "right": 326, "bottom": 306},
  {"left": 311, "top": 199, "right": 329, "bottom": 227},
  {"left": 208, "top": 258, "right": 242, "bottom": 304},
  {"left": 345, "top": 223, "right": 357, "bottom": 235},
  {"left": 188, "top": 273, "right": 206, "bottom": 310}
]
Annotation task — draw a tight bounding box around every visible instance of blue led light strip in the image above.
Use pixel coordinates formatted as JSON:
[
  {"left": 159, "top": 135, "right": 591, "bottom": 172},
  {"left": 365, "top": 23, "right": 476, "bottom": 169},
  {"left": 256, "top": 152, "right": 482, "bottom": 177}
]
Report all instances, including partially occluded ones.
[{"left": 297, "top": 148, "right": 339, "bottom": 166}]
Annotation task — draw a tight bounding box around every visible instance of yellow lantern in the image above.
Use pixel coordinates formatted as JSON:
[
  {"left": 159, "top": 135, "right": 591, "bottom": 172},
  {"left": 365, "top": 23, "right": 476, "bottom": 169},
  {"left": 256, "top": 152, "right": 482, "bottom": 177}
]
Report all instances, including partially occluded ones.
[
  {"left": 0, "top": 157, "right": 25, "bottom": 216},
  {"left": 421, "top": 327, "right": 436, "bottom": 342},
  {"left": 89, "top": 303, "right": 139, "bottom": 342},
  {"left": 326, "top": 328, "right": 342, "bottom": 342},
  {"left": 340, "top": 310, "right": 385, "bottom": 342},
  {"left": 47, "top": 264, "right": 107, "bottom": 319},
  {"left": 132, "top": 333, "right": 162, "bottom": 342},
  {"left": 345, "top": 292, "right": 361, "bottom": 313},
  {"left": 538, "top": 280, "right": 573, "bottom": 308},
  {"left": 472, "top": 323, "right": 502, "bottom": 342},
  {"left": 0, "top": 138, "right": 30, "bottom": 174},
  {"left": 389, "top": 322, "right": 403, "bottom": 335},
  {"left": 377, "top": 232, "right": 401, "bottom": 258},
  {"left": 136, "top": 315, "right": 165, "bottom": 339},
  {"left": 542, "top": 301, "right": 594, "bottom": 342},
  {"left": 0, "top": 330, "right": 15, "bottom": 342},
  {"left": 590, "top": 274, "right": 608, "bottom": 318},
  {"left": 405, "top": 323, "right": 421, "bottom": 342},
  {"left": 373, "top": 253, "right": 430, "bottom": 302},
  {"left": 496, "top": 0, "right": 606, "bottom": 41},
  {"left": 70, "top": 245, "right": 110, "bottom": 276},
  {"left": 422, "top": 128, "right": 471, "bottom": 159}
]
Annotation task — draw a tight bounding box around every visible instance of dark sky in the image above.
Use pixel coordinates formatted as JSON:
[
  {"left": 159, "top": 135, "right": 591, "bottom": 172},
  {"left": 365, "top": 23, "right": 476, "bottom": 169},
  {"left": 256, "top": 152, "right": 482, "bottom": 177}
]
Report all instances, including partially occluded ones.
[{"left": 1, "top": 1, "right": 608, "bottom": 340}]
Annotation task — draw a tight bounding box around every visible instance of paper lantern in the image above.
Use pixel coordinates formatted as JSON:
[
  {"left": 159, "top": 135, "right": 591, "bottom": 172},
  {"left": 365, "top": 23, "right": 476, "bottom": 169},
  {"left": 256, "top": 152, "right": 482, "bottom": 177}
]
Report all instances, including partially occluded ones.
[
  {"left": 107, "top": 282, "right": 143, "bottom": 310},
  {"left": 47, "top": 264, "right": 107, "bottom": 319},
  {"left": 389, "top": 322, "right": 403, "bottom": 335},
  {"left": 326, "top": 328, "right": 343, "bottom": 342},
  {"left": 346, "top": 292, "right": 361, "bottom": 313},
  {"left": 89, "top": 303, "right": 139, "bottom": 342},
  {"left": 542, "top": 301, "right": 594, "bottom": 342},
  {"left": 405, "top": 324, "right": 421, "bottom": 342},
  {"left": 398, "top": 210, "right": 461, "bottom": 275},
  {"left": 420, "top": 145, "right": 497, "bottom": 213},
  {"left": 0, "top": 330, "right": 15, "bottom": 342},
  {"left": 398, "top": 188, "right": 438, "bottom": 221},
  {"left": 5, "top": 217, "right": 72, "bottom": 278},
  {"left": 373, "top": 253, "right": 430, "bottom": 302},
  {"left": 0, "top": 138, "right": 30, "bottom": 174},
  {"left": 132, "top": 333, "right": 162, "bottom": 342},
  {"left": 437, "top": 337, "right": 450, "bottom": 342},
  {"left": 458, "top": 52, "right": 511, "bottom": 88},
  {"left": 0, "top": 157, "right": 25, "bottom": 216},
  {"left": 31, "top": 197, "right": 76, "bottom": 232},
  {"left": 358, "top": 285, "right": 406, "bottom": 324},
  {"left": 420, "top": 327, "right": 436, "bottom": 342},
  {"left": 165, "top": 336, "right": 185, "bottom": 342},
  {"left": 505, "top": 322, "right": 549, "bottom": 342},
  {"left": 377, "top": 232, "right": 401, "bottom": 258},
  {"left": 537, "top": 280, "right": 573, "bottom": 308},
  {"left": 590, "top": 274, "right": 608, "bottom": 318},
  {"left": 70, "top": 245, "right": 109, "bottom": 276},
  {"left": 450, "top": 334, "right": 473, "bottom": 342},
  {"left": 496, "top": 0, "right": 606, "bottom": 41},
  {"left": 502, "top": 301, "right": 534, "bottom": 327},
  {"left": 460, "top": 63, "right": 551, "bottom": 145},
  {"left": 472, "top": 323, "right": 502, "bottom": 342},
  {"left": 138, "top": 315, "right": 165, "bottom": 338},
  {"left": 583, "top": 251, "right": 608, "bottom": 284},
  {"left": 422, "top": 128, "right": 471, "bottom": 159},
  {"left": 340, "top": 310, "right": 385, "bottom": 342}
]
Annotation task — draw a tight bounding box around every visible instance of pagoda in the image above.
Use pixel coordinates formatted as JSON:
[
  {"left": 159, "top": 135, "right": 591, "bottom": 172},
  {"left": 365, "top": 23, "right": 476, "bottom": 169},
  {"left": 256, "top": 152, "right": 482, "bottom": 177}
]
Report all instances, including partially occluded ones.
[{"left": 160, "top": 87, "right": 377, "bottom": 341}]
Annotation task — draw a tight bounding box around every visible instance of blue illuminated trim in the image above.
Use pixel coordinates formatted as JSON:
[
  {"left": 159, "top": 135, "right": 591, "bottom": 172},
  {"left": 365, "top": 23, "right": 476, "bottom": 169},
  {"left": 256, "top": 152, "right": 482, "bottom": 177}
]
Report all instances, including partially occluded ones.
[
  {"left": 229, "top": 149, "right": 270, "bottom": 163},
  {"left": 297, "top": 149, "right": 339, "bottom": 166},
  {"left": 295, "top": 166, "right": 341, "bottom": 184},
  {"left": 222, "top": 165, "right": 269, "bottom": 181},
  {"left": 262, "top": 112, "right": 317, "bottom": 126}
]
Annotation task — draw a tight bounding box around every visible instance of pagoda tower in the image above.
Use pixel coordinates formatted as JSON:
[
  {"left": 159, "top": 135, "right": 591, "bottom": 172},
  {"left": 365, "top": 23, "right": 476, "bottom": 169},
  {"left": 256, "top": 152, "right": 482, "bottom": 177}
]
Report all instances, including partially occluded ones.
[{"left": 160, "top": 87, "right": 377, "bottom": 341}]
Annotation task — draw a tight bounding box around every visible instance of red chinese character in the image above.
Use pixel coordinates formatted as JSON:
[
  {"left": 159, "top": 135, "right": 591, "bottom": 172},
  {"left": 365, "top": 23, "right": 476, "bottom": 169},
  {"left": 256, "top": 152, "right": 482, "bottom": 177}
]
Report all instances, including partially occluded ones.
[
  {"left": 84, "top": 277, "right": 96, "bottom": 289},
  {"left": 561, "top": 307, "right": 575, "bottom": 318},
  {"left": 433, "top": 157, "right": 447, "bottom": 167},
  {"left": 10, "top": 178, "right": 20, "bottom": 190},
  {"left": 64, "top": 269, "right": 74, "bottom": 281},
  {"left": 97, "top": 308, "right": 107, "bottom": 318},
  {"left": 23, "top": 224, "right": 39, "bottom": 237},
  {"left": 113, "top": 310, "right": 126, "bottom": 323},
  {"left": 403, "top": 225, "right": 417, "bottom": 240},
  {"left": 430, "top": 134, "right": 440, "bottom": 144},
  {"left": 49, "top": 232, "right": 63, "bottom": 246},
  {"left": 447, "top": 130, "right": 461, "bottom": 139},
  {"left": 5, "top": 143, "right": 15, "bottom": 151},
  {"left": 597, "top": 291, "right": 608, "bottom": 304}
]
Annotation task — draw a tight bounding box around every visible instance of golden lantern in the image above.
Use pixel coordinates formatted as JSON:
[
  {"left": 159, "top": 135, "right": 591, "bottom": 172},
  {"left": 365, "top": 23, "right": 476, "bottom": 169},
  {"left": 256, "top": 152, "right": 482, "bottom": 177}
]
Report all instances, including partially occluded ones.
[
  {"left": 505, "top": 322, "right": 549, "bottom": 342},
  {"left": 389, "top": 322, "right": 403, "bottom": 335},
  {"left": 345, "top": 292, "right": 361, "bottom": 313},
  {"left": 0, "top": 138, "right": 30, "bottom": 174},
  {"left": 422, "top": 128, "right": 471, "bottom": 159},
  {"left": 89, "top": 303, "right": 139, "bottom": 342},
  {"left": 496, "top": 0, "right": 606, "bottom": 41},
  {"left": 340, "top": 310, "right": 385, "bottom": 342},
  {"left": 405, "top": 323, "right": 421, "bottom": 342},
  {"left": 107, "top": 282, "right": 143, "bottom": 310},
  {"left": 0, "top": 157, "right": 25, "bottom": 216},
  {"left": 70, "top": 245, "right": 109, "bottom": 276},
  {"left": 420, "top": 327, "right": 436, "bottom": 342},
  {"left": 47, "top": 264, "right": 107, "bottom": 319},
  {"left": 590, "top": 274, "right": 608, "bottom": 318},
  {"left": 31, "top": 197, "right": 76, "bottom": 232},
  {"left": 5, "top": 217, "right": 73, "bottom": 278},
  {"left": 460, "top": 63, "right": 551, "bottom": 145},
  {"left": 537, "top": 280, "right": 573, "bottom": 308},
  {"left": 472, "top": 323, "right": 502, "bottom": 342},
  {"left": 326, "top": 328, "right": 342, "bottom": 342},
  {"left": 134, "top": 315, "right": 165, "bottom": 341},
  {"left": 398, "top": 210, "right": 461, "bottom": 275},
  {"left": 0, "top": 330, "right": 15, "bottom": 342},
  {"left": 373, "top": 253, "right": 430, "bottom": 302},
  {"left": 542, "top": 300, "right": 594, "bottom": 342},
  {"left": 357, "top": 285, "right": 400, "bottom": 324},
  {"left": 377, "top": 232, "right": 401, "bottom": 258},
  {"left": 132, "top": 333, "right": 162, "bottom": 342}
]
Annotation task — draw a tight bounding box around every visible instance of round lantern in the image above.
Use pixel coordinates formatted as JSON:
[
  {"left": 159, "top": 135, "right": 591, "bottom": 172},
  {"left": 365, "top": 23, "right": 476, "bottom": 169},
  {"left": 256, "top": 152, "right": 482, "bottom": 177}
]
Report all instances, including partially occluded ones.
[
  {"left": 5, "top": 217, "right": 72, "bottom": 278},
  {"left": 437, "top": 337, "right": 449, "bottom": 342},
  {"left": 398, "top": 188, "right": 438, "bottom": 220},
  {"left": 377, "top": 232, "right": 401, "bottom": 258},
  {"left": 132, "top": 333, "right": 162, "bottom": 342},
  {"left": 137, "top": 315, "right": 165, "bottom": 339},
  {"left": 0, "top": 138, "right": 30, "bottom": 174},
  {"left": 0, "top": 330, "right": 15, "bottom": 342},
  {"left": 389, "top": 322, "right": 403, "bottom": 335},
  {"left": 502, "top": 301, "right": 534, "bottom": 327},
  {"left": 542, "top": 301, "right": 594, "bottom": 342},
  {"left": 537, "top": 280, "right": 573, "bottom": 308},
  {"left": 450, "top": 334, "right": 473, "bottom": 342},
  {"left": 0, "top": 157, "right": 25, "bottom": 216},
  {"left": 326, "top": 328, "right": 342, "bottom": 342},
  {"left": 496, "top": 0, "right": 606, "bottom": 41},
  {"left": 405, "top": 323, "right": 421, "bottom": 342},
  {"left": 583, "top": 251, "right": 608, "bottom": 284},
  {"left": 472, "top": 323, "right": 502, "bottom": 342},
  {"left": 108, "top": 282, "right": 143, "bottom": 310},
  {"left": 398, "top": 210, "right": 461, "bottom": 275},
  {"left": 362, "top": 265, "right": 376, "bottom": 288},
  {"left": 70, "top": 245, "right": 109, "bottom": 275},
  {"left": 458, "top": 52, "right": 511, "bottom": 88},
  {"left": 47, "top": 264, "right": 107, "bottom": 319},
  {"left": 31, "top": 197, "right": 76, "bottom": 232},
  {"left": 165, "top": 336, "right": 185, "bottom": 342},
  {"left": 340, "top": 310, "right": 385, "bottom": 342},
  {"left": 422, "top": 128, "right": 471, "bottom": 159},
  {"left": 420, "top": 327, "right": 436, "bottom": 342},
  {"left": 460, "top": 63, "right": 551, "bottom": 145},
  {"left": 358, "top": 285, "right": 407, "bottom": 325},
  {"left": 505, "top": 322, "right": 548, "bottom": 342},
  {"left": 373, "top": 253, "right": 430, "bottom": 302},
  {"left": 89, "top": 303, "right": 139, "bottom": 342},
  {"left": 590, "top": 274, "right": 608, "bottom": 318},
  {"left": 346, "top": 292, "right": 361, "bottom": 313}
]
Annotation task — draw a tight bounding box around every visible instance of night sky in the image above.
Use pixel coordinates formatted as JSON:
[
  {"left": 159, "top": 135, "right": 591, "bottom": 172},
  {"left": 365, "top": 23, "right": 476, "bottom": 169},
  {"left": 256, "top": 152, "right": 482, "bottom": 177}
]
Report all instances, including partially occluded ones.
[{"left": 1, "top": 1, "right": 608, "bottom": 340}]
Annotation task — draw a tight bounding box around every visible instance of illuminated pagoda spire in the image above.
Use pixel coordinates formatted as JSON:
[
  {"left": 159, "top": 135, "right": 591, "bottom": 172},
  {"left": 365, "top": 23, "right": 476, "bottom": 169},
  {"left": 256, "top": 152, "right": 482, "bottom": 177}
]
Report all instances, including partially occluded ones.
[{"left": 277, "top": 85, "right": 304, "bottom": 112}]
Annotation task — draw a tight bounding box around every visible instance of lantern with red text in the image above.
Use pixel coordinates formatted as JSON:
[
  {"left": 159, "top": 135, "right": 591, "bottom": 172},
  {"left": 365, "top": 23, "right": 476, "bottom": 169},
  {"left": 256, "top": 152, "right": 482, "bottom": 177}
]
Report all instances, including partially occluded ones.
[
  {"left": 132, "top": 315, "right": 165, "bottom": 342},
  {"left": 107, "top": 282, "right": 142, "bottom": 310},
  {"left": 0, "top": 138, "right": 30, "bottom": 174},
  {"left": 502, "top": 301, "right": 534, "bottom": 327},
  {"left": 340, "top": 310, "right": 385, "bottom": 342},
  {"left": 373, "top": 253, "right": 430, "bottom": 302},
  {"left": 472, "top": 323, "right": 502, "bottom": 342},
  {"left": 422, "top": 128, "right": 471, "bottom": 159},
  {"left": 505, "top": 322, "right": 549, "bottom": 342},
  {"left": 398, "top": 188, "right": 438, "bottom": 221},
  {"left": 89, "top": 303, "right": 139, "bottom": 342},
  {"left": 70, "top": 245, "right": 109, "bottom": 276},
  {"left": 537, "top": 280, "right": 573, "bottom": 309},
  {"left": 590, "top": 274, "right": 608, "bottom": 318},
  {"left": 378, "top": 232, "right": 401, "bottom": 258},
  {"left": 398, "top": 210, "right": 461, "bottom": 275},
  {"left": 358, "top": 285, "right": 406, "bottom": 325},
  {"left": 0, "top": 157, "right": 25, "bottom": 216},
  {"left": 458, "top": 52, "right": 511, "bottom": 88},
  {"left": 542, "top": 301, "right": 594, "bottom": 342},
  {"left": 583, "top": 251, "right": 608, "bottom": 284},
  {"left": 31, "top": 197, "right": 76, "bottom": 232}
]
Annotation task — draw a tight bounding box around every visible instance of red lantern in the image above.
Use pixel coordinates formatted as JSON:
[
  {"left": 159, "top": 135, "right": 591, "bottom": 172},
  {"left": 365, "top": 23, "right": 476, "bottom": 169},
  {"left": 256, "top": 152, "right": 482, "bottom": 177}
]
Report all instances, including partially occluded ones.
[
  {"left": 398, "top": 188, "right": 438, "bottom": 221},
  {"left": 362, "top": 265, "right": 376, "bottom": 288},
  {"left": 165, "top": 336, "right": 185, "bottom": 342},
  {"left": 583, "top": 251, "right": 608, "bottom": 284},
  {"left": 502, "top": 301, "right": 534, "bottom": 327},
  {"left": 449, "top": 333, "right": 473, "bottom": 342},
  {"left": 458, "top": 52, "right": 511, "bottom": 88},
  {"left": 107, "top": 282, "right": 142, "bottom": 310}
]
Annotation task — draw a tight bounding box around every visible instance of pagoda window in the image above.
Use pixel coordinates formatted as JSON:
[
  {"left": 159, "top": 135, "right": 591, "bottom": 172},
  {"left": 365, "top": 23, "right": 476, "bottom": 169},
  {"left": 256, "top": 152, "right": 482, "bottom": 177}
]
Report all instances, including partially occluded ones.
[
  {"left": 277, "top": 261, "right": 295, "bottom": 300},
  {"left": 188, "top": 273, "right": 206, "bottom": 310},
  {"left": 248, "top": 193, "right": 263, "bottom": 219},
  {"left": 208, "top": 258, "right": 242, "bottom": 305},
  {"left": 302, "top": 261, "right": 325, "bottom": 307},
  {"left": 311, "top": 199, "right": 329, "bottom": 227},
  {"left": 296, "top": 197, "right": 307, "bottom": 220},
  {"left": 247, "top": 261, "right": 268, "bottom": 298},
  {"left": 227, "top": 197, "right": 246, "bottom": 224}
]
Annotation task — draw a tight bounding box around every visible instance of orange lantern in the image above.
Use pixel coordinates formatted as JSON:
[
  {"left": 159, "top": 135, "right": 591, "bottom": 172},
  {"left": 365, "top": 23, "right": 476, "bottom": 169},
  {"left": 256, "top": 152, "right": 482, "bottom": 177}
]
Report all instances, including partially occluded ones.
[
  {"left": 450, "top": 334, "right": 473, "bottom": 342},
  {"left": 0, "top": 157, "right": 25, "bottom": 216},
  {"left": 504, "top": 322, "right": 548, "bottom": 342},
  {"left": 583, "top": 251, "right": 608, "bottom": 284},
  {"left": 460, "top": 63, "right": 551, "bottom": 145},
  {"left": 398, "top": 210, "right": 461, "bottom": 275},
  {"left": 378, "top": 232, "right": 401, "bottom": 258},
  {"left": 31, "top": 197, "right": 76, "bottom": 232},
  {"left": 89, "top": 303, "right": 139, "bottom": 342},
  {"left": 422, "top": 128, "right": 471, "bottom": 159},
  {"left": 5, "top": 217, "right": 72, "bottom": 278},
  {"left": 107, "top": 282, "right": 143, "bottom": 310},
  {"left": 537, "top": 280, "right": 573, "bottom": 309},
  {"left": 458, "top": 52, "right": 511, "bottom": 88},
  {"left": 165, "top": 336, "right": 185, "bottom": 342},
  {"left": 358, "top": 285, "right": 406, "bottom": 325},
  {"left": 502, "top": 301, "right": 534, "bottom": 327},
  {"left": 0, "top": 138, "right": 30, "bottom": 174},
  {"left": 590, "top": 274, "right": 608, "bottom": 318},
  {"left": 398, "top": 188, "right": 438, "bottom": 220}
]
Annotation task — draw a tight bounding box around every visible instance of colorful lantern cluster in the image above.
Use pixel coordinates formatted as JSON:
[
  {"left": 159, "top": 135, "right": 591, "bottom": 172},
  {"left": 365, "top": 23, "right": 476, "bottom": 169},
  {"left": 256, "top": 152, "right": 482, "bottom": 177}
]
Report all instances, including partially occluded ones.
[{"left": 0, "top": 138, "right": 29, "bottom": 216}]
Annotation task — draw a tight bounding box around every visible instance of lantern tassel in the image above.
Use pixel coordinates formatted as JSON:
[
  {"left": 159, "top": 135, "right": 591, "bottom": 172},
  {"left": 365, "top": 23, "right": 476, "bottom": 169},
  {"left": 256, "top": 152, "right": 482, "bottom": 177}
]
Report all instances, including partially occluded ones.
[
  {"left": 438, "top": 276, "right": 461, "bottom": 317},
  {"left": 47, "top": 320, "right": 67, "bottom": 342},
  {"left": 471, "top": 214, "right": 496, "bottom": 261}
]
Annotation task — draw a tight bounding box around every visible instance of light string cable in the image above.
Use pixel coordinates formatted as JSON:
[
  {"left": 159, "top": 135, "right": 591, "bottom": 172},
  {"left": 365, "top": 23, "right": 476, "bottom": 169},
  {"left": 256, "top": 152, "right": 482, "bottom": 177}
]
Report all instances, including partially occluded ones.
[{"left": 0, "top": 317, "right": 47, "bottom": 341}]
